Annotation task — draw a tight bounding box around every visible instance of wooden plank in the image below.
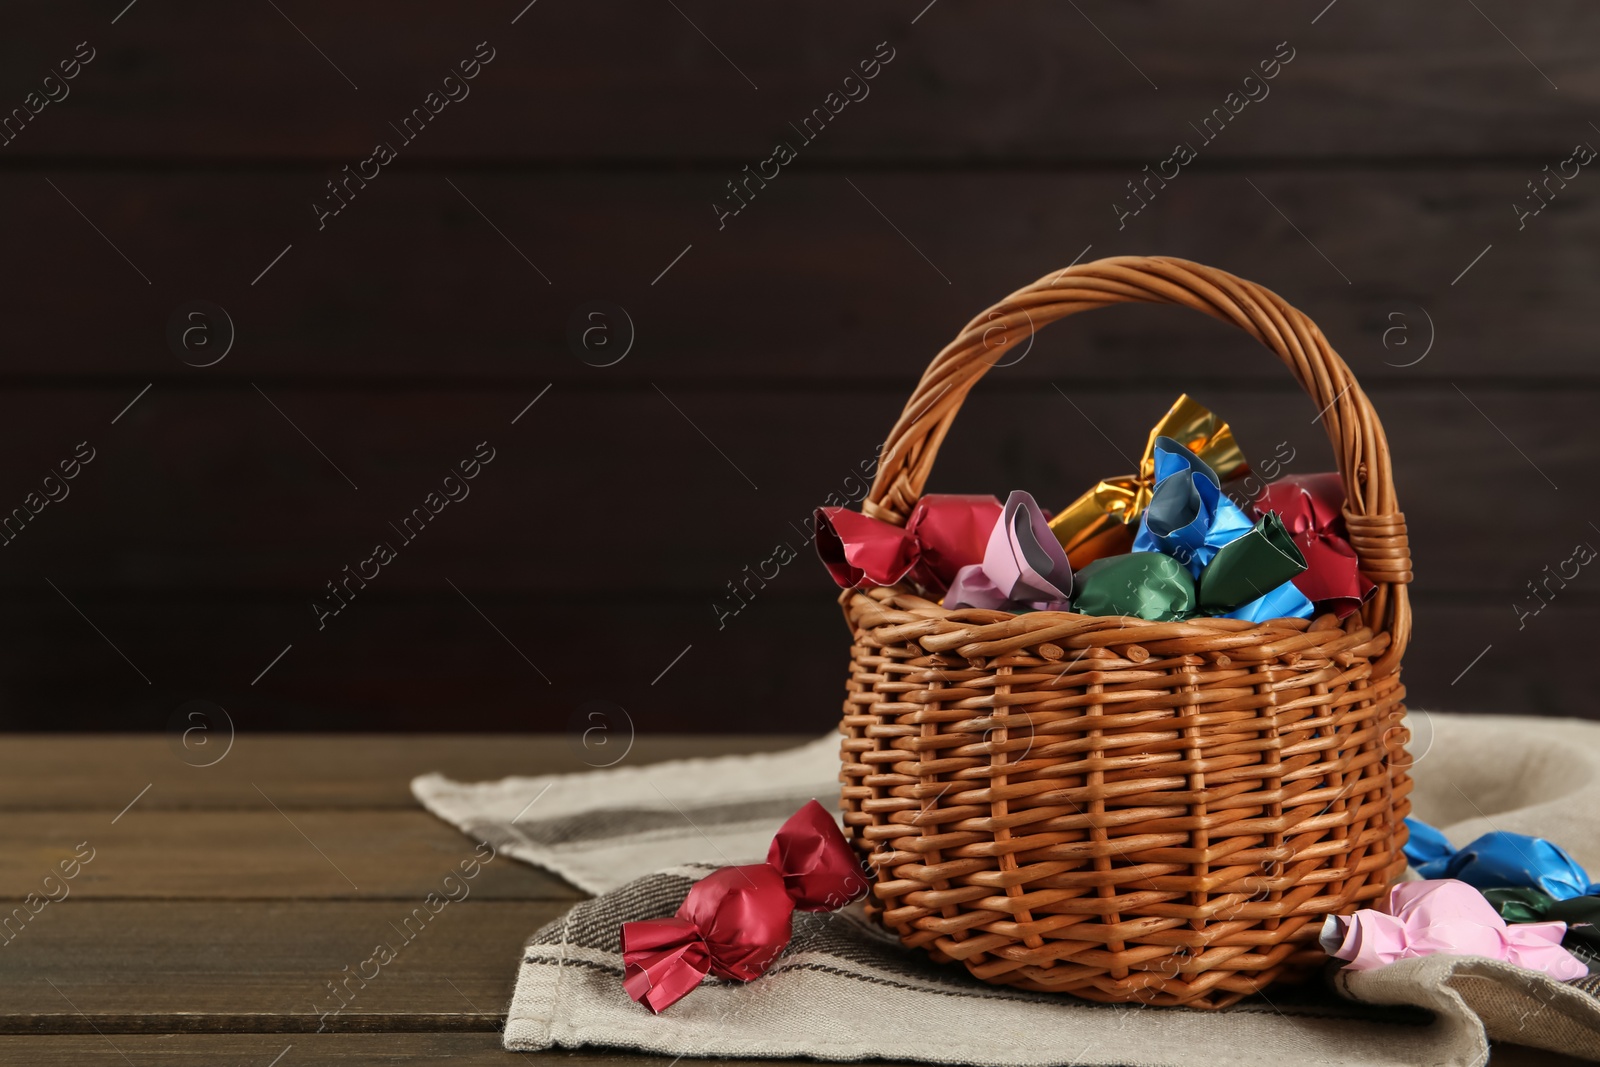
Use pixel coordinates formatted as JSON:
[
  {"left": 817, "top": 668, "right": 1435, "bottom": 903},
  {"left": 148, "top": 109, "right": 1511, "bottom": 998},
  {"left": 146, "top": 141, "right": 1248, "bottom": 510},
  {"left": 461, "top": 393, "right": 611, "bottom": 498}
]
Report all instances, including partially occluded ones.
[
  {"left": 0, "top": 384, "right": 1585, "bottom": 596},
  {"left": 0, "top": 735, "right": 815, "bottom": 810},
  {"left": 0, "top": 893, "right": 1584, "bottom": 1058},
  {"left": 0, "top": 900, "right": 562, "bottom": 1032},
  {"left": 1380, "top": 603, "right": 1598, "bottom": 724},
  {"left": 0, "top": 810, "right": 580, "bottom": 901},
  {"left": 0, "top": 1034, "right": 515, "bottom": 1066},
  {"left": 0, "top": 593, "right": 1591, "bottom": 731},
  {"left": 0, "top": 170, "right": 1591, "bottom": 384},
  {"left": 2, "top": 2, "right": 1595, "bottom": 161},
  {"left": 2, "top": 896, "right": 1559, "bottom": 1049},
  {"left": 0, "top": 592, "right": 856, "bottom": 732},
  {"left": 0, "top": 1036, "right": 1579, "bottom": 1067}
]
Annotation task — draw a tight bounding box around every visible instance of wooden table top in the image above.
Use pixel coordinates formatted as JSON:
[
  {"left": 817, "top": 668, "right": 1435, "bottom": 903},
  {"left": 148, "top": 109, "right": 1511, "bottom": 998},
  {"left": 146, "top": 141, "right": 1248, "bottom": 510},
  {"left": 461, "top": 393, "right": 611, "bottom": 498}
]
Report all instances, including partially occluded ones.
[
  {"left": 0, "top": 733, "right": 816, "bottom": 1065},
  {"left": 0, "top": 733, "right": 1575, "bottom": 1066}
]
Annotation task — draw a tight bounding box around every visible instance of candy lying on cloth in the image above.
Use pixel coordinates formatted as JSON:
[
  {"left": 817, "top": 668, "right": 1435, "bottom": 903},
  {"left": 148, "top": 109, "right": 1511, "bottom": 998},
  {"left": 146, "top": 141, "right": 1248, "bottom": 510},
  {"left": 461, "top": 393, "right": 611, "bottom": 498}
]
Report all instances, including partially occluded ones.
[
  {"left": 620, "top": 801, "right": 869, "bottom": 1013},
  {"left": 1320, "top": 879, "right": 1587, "bottom": 980},
  {"left": 1483, "top": 887, "right": 1600, "bottom": 953},
  {"left": 1405, "top": 816, "right": 1599, "bottom": 902}
]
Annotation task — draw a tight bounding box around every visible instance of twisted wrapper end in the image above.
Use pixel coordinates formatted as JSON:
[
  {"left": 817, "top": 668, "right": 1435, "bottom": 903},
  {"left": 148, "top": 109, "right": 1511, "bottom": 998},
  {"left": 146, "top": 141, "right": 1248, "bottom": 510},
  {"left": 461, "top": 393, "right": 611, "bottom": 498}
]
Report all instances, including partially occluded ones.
[
  {"left": 813, "top": 496, "right": 1002, "bottom": 596},
  {"left": 619, "top": 801, "right": 871, "bottom": 1013},
  {"left": 621, "top": 916, "right": 712, "bottom": 1014},
  {"left": 768, "top": 799, "right": 873, "bottom": 911}
]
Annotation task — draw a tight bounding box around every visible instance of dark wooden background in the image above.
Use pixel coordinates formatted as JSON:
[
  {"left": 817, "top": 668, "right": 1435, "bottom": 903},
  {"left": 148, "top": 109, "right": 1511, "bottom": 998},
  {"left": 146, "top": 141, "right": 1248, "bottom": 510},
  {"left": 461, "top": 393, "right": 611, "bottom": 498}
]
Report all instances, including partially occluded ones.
[{"left": 1, "top": 1, "right": 1595, "bottom": 733}]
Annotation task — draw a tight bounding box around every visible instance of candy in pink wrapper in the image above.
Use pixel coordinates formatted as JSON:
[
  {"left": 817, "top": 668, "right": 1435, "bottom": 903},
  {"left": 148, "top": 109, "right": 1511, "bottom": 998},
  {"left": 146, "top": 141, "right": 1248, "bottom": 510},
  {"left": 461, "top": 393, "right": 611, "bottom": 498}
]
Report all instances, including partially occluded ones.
[
  {"left": 944, "top": 490, "right": 1073, "bottom": 612},
  {"left": 813, "top": 494, "right": 1002, "bottom": 595},
  {"left": 621, "top": 801, "right": 870, "bottom": 1013},
  {"left": 1250, "top": 473, "right": 1374, "bottom": 617},
  {"left": 1320, "top": 878, "right": 1587, "bottom": 980}
]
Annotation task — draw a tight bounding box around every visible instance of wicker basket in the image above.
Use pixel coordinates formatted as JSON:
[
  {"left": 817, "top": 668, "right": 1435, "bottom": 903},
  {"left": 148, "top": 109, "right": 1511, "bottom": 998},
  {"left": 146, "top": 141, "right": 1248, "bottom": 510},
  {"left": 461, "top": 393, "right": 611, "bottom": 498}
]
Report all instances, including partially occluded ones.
[{"left": 836, "top": 256, "right": 1414, "bottom": 1010}]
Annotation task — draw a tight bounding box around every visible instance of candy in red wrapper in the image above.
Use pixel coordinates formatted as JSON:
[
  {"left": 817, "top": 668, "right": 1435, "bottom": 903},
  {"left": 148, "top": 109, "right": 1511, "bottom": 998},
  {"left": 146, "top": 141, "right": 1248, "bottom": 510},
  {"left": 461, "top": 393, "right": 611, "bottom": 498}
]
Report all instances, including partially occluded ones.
[
  {"left": 813, "top": 494, "right": 1002, "bottom": 595},
  {"left": 620, "top": 800, "right": 869, "bottom": 1013},
  {"left": 619, "top": 917, "right": 712, "bottom": 1012},
  {"left": 1249, "top": 473, "right": 1374, "bottom": 617}
]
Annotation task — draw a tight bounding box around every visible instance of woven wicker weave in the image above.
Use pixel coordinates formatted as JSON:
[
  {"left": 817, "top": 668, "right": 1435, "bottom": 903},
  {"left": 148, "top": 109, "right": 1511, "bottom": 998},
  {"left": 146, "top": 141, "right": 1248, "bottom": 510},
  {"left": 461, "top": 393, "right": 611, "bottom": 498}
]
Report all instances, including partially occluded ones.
[{"left": 837, "top": 256, "right": 1414, "bottom": 1009}]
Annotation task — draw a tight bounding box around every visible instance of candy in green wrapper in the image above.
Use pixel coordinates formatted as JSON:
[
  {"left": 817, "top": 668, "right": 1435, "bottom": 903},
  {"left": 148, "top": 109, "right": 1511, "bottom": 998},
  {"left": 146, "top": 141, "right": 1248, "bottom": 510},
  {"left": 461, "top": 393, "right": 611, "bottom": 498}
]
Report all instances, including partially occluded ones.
[
  {"left": 1481, "top": 886, "right": 1600, "bottom": 954},
  {"left": 1196, "top": 513, "right": 1308, "bottom": 614},
  {"left": 1482, "top": 887, "right": 1556, "bottom": 926},
  {"left": 1072, "top": 552, "right": 1196, "bottom": 621}
]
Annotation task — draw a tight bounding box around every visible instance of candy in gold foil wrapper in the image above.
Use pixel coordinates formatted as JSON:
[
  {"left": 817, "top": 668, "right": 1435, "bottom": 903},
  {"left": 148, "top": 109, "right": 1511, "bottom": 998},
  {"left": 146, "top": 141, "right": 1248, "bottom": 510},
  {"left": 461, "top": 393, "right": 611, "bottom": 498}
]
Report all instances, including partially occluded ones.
[{"left": 1047, "top": 394, "right": 1249, "bottom": 570}]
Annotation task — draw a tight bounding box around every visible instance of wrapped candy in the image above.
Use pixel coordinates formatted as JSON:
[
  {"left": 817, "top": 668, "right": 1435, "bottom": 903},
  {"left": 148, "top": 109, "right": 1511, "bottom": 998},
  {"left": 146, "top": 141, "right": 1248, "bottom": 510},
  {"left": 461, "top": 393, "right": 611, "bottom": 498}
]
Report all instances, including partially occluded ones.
[
  {"left": 1319, "top": 879, "right": 1587, "bottom": 980},
  {"left": 1197, "top": 514, "right": 1314, "bottom": 620},
  {"left": 1482, "top": 888, "right": 1600, "bottom": 953},
  {"left": 620, "top": 800, "right": 869, "bottom": 1013},
  {"left": 1217, "top": 581, "right": 1314, "bottom": 622},
  {"left": 1048, "top": 395, "right": 1249, "bottom": 570},
  {"left": 1405, "top": 816, "right": 1598, "bottom": 902},
  {"left": 814, "top": 494, "right": 1002, "bottom": 595},
  {"left": 1248, "top": 473, "right": 1374, "bottom": 617},
  {"left": 1072, "top": 552, "right": 1195, "bottom": 621},
  {"left": 816, "top": 397, "right": 1340, "bottom": 629},
  {"left": 943, "top": 491, "right": 1073, "bottom": 612},
  {"left": 1070, "top": 487, "right": 1314, "bottom": 623},
  {"left": 1131, "top": 436, "right": 1256, "bottom": 577}
]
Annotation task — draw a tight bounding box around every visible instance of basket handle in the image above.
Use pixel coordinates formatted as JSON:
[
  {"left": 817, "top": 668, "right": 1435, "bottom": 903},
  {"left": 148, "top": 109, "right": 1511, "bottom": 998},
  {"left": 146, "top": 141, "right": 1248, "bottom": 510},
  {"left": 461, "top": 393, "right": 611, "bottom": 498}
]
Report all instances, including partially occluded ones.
[{"left": 862, "top": 255, "right": 1412, "bottom": 670}]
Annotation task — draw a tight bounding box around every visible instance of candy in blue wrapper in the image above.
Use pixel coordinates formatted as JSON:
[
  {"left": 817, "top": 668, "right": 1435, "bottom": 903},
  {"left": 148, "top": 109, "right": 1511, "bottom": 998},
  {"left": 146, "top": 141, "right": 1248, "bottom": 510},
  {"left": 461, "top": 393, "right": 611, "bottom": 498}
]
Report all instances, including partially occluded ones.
[
  {"left": 1405, "top": 817, "right": 1455, "bottom": 867},
  {"left": 1132, "top": 436, "right": 1255, "bottom": 577},
  {"left": 1220, "top": 582, "right": 1315, "bottom": 622},
  {"left": 1404, "top": 816, "right": 1598, "bottom": 901}
]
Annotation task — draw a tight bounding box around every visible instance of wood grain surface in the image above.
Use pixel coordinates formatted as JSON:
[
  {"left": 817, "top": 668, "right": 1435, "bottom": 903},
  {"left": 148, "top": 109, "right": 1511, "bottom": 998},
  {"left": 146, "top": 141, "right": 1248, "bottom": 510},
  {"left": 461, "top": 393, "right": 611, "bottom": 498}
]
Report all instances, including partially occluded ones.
[
  {"left": 0, "top": 2, "right": 1592, "bottom": 733},
  {"left": 0, "top": 735, "right": 801, "bottom": 1056},
  {"left": 0, "top": 735, "right": 1572, "bottom": 1065},
  {"left": 0, "top": 2, "right": 1595, "bottom": 160},
  {"left": 0, "top": 1036, "right": 1586, "bottom": 1066}
]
